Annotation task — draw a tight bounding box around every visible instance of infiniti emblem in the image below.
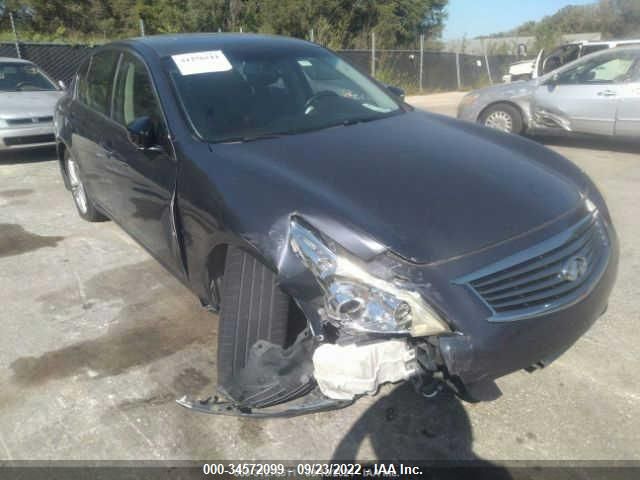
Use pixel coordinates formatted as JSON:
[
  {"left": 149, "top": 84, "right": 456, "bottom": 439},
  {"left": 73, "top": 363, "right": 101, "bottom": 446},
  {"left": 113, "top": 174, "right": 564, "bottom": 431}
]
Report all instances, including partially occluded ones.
[{"left": 560, "top": 256, "right": 588, "bottom": 282}]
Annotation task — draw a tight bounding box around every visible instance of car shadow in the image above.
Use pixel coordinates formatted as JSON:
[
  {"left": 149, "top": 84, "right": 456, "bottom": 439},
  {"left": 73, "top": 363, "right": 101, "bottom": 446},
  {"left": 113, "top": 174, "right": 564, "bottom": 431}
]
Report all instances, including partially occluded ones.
[
  {"left": 331, "top": 383, "right": 512, "bottom": 478},
  {"left": 0, "top": 146, "right": 57, "bottom": 165},
  {"left": 534, "top": 134, "right": 640, "bottom": 154}
]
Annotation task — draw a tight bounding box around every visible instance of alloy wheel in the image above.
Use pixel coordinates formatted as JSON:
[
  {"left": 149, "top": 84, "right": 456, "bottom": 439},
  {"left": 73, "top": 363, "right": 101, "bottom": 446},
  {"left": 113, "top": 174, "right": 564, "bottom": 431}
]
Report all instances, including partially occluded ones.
[
  {"left": 67, "top": 158, "right": 88, "bottom": 214},
  {"left": 484, "top": 110, "right": 514, "bottom": 133}
]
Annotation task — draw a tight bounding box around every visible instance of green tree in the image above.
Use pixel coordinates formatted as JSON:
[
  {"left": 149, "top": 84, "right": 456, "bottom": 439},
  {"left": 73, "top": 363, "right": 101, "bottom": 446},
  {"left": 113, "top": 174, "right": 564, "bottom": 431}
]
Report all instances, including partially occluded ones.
[{"left": 1, "top": 0, "right": 448, "bottom": 46}]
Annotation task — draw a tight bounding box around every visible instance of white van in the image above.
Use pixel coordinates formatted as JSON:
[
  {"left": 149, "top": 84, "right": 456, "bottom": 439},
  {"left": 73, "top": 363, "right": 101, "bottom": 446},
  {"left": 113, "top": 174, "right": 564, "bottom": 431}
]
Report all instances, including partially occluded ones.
[{"left": 503, "top": 39, "right": 640, "bottom": 82}]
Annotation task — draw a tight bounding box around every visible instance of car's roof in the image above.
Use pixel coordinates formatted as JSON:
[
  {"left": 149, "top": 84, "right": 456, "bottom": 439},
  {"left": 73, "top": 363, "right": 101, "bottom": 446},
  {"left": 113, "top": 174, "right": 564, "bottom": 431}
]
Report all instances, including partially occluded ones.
[
  {"left": 119, "top": 33, "right": 319, "bottom": 58},
  {"left": 0, "top": 56, "right": 33, "bottom": 64}
]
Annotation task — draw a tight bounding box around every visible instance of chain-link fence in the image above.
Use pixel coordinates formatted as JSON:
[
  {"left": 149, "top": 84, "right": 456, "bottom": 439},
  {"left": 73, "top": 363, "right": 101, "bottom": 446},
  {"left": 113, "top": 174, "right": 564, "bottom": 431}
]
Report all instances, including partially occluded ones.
[
  {"left": 1, "top": 41, "right": 516, "bottom": 92},
  {"left": 339, "top": 49, "right": 516, "bottom": 92},
  {"left": 0, "top": 42, "right": 97, "bottom": 84}
]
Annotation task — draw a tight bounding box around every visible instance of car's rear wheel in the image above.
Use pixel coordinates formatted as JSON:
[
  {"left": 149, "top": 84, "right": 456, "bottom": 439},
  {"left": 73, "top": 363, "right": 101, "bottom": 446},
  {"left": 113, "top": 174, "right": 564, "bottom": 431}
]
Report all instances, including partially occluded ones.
[
  {"left": 480, "top": 103, "right": 523, "bottom": 134},
  {"left": 65, "top": 151, "right": 106, "bottom": 222},
  {"left": 216, "top": 246, "right": 290, "bottom": 387}
]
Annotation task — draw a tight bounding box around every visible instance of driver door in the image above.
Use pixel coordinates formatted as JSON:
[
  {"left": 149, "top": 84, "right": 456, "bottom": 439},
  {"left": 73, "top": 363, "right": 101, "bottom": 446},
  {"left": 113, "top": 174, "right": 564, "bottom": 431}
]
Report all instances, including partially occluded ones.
[
  {"left": 532, "top": 50, "right": 636, "bottom": 136},
  {"left": 108, "top": 52, "right": 184, "bottom": 278}
]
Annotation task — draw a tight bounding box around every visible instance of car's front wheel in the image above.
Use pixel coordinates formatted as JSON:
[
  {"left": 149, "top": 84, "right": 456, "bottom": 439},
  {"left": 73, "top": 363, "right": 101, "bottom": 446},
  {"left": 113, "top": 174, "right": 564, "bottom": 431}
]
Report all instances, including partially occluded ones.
[
  {"left": 216, "top": 246, "right": 290, "bottom": 386},
  {"left": 479, "top": 103, "right": 523, "bottom": 135},
  {"left": 65, "top": 151, "right": 106, "bottom": 222}
]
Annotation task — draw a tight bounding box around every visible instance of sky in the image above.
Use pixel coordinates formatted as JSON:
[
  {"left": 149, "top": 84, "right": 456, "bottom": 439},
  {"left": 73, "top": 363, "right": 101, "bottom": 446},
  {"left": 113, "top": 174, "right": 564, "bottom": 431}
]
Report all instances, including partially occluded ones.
[{"left": 442, "top": 0, "right": 598, "bottom": 40}]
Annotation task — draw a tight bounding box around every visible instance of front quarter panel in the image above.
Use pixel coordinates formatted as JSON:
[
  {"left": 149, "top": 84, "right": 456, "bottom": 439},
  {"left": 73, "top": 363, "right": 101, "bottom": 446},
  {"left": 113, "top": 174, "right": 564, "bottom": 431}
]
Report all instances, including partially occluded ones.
[{"left": 458, "top": 82, "right": 537, "bottom": 128}]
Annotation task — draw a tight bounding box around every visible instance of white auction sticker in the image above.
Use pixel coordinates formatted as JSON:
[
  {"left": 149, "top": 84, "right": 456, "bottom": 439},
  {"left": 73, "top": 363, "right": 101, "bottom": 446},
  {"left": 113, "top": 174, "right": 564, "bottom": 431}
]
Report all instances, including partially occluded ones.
[{"left": 172, "top": 50, "right": 232, "bottom": 76}]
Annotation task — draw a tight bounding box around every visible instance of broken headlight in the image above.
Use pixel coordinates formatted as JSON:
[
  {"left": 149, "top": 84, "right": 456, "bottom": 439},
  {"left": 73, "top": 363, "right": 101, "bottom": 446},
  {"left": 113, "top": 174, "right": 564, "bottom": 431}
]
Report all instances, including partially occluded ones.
[{"left": 289, "top": 218, "right": 448, "bottom": 337}]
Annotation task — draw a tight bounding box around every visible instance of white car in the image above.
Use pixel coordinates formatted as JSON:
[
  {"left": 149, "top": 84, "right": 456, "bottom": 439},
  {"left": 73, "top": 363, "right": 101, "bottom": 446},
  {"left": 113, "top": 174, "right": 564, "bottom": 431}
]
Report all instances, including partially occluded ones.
[
  {"left": 503, "top": 39, "right": 640, "bottom": 83},
  {"left": 0, "top": 57, "right": 64, "bottom": 151}
]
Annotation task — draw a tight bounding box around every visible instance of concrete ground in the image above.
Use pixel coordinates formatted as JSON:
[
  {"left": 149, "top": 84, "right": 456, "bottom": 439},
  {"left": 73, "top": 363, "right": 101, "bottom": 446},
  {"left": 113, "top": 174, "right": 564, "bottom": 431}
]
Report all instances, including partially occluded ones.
[{"left": 0, "top": 92, "right": 638, "bottom": 462}]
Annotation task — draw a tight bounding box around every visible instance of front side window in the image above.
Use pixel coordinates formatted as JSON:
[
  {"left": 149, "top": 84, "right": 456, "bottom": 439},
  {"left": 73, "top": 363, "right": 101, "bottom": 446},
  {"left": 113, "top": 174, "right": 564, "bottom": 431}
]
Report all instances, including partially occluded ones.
[
  {"left": 555, "top": 50, "right": 637, "bottom": 85},
  {"left": 163, "top": 47, "right": 402, "bottom": 143},
  {"left": 76, "top": 58, "right": 91, "bottom": 103},
  {"left": 84, "top": 50, "right": 119, "bottom": 116},
  {"left": 0, "top": 62, "right": 56, "bottom": 92},
  {"left": 112, "top": 53, "right": 162, "bottom": 129}
]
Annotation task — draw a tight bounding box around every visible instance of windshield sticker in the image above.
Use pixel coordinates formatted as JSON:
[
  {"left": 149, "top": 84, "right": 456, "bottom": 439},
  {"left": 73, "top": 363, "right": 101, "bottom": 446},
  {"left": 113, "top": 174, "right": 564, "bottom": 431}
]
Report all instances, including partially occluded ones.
[
  {"left": 172, "top": 50, "right": 232, "bottom": 76},
  {"left": 297, "top": 60, "right": 312, "bottom": 67},
  {"left": 362, "top": 103, "right": 392, "bottom": 113}
]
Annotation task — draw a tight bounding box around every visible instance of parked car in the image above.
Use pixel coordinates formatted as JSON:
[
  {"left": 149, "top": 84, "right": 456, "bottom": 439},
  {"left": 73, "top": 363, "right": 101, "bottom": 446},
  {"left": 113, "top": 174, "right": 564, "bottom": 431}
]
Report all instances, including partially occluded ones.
[
  {"left": 502, "top": 39, "right": 640, "bottom": 83},
  {"left": 55, "top": 34, "right": 618, "bottom": 416},
  {"left": 0, "top": 57, "right": 63, "bottom": 151},
  {"left": 459, "top": 46, "right": 640, "bottom": 137}
]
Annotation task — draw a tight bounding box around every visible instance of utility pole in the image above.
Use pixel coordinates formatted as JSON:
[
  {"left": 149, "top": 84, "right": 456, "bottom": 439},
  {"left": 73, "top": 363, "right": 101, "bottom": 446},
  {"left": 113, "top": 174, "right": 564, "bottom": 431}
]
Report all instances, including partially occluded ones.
[
  {"left": 9, "top": 12, "right": 21, "bottom": 59},
  {"left": 455, "top": 51, "right": 461, "bottom": 90},
  {"left": 482, "top": 40, "right": 493, "bottom": 85},
  {"left": 371, "top": 31, "right": 376, "bottom": 77},
  {"left": 419, "top": 34, "right": 424, "bottom": 93}
]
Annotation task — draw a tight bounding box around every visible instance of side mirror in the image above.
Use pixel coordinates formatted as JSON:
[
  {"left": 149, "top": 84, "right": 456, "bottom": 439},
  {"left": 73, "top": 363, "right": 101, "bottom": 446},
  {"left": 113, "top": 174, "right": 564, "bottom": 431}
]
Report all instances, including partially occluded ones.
[
  {"left": 545, "top": 73, "right": 559, "bottom": 86},
  {"left": 58, "top": 80, "right": 66, "bottom": 90},
  {"left": 386, "top": 85, "right": 406, "bottom": 100},
  {"left": 127, "top": 116, "right": 156, "bottom": 150}
]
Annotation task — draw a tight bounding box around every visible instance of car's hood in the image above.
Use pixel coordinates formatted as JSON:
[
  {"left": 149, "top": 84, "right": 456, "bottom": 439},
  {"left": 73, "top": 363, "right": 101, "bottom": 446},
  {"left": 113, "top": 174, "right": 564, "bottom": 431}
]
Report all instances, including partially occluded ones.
[
  {"left": 0, "top": 91, "right": 62, "bottom": 119},
  {"left": 473, "top": 79, "right": 538, "bottom": 98},
  {"left": 211, "top": 110, "right": 585, "bottom": 264}
]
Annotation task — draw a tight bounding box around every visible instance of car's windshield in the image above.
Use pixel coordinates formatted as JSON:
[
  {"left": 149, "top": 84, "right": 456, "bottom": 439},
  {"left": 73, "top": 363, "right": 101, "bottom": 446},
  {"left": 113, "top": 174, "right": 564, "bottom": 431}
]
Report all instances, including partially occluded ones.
[
  {"left": 163, "top": 47, "right": 403, "bottom": 143},
  {"left": 0, "top": 63, "right": 57, "bottom": 92}
]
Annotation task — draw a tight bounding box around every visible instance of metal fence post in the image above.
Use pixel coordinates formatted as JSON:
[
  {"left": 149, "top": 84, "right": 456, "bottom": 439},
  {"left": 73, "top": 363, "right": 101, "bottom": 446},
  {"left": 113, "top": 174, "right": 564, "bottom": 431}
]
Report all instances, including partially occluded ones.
[
  {"left": 371, "top": 31, "right": 376, "bottom": 77},
  {"left": 419, "top": 34, "right": 424, "bottom": 93},
  {"left": 455, "top": 52, "right": 461, "bottom": 90},
  {"left": 139, "top": 18, "right": 146, "bottom": 37},
  {"left": 9, "top": 12, "right": 21, "bottom": 59},
  {"left": 483, "top": 40, "right": 493, "bottom": 85}
]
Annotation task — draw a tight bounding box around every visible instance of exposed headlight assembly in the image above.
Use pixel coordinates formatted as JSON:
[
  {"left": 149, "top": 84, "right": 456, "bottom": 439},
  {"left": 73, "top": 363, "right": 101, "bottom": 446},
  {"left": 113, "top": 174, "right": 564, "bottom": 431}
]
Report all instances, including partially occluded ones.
[{"left": 289, "top": 219, "right": 448, "bottom": 337}]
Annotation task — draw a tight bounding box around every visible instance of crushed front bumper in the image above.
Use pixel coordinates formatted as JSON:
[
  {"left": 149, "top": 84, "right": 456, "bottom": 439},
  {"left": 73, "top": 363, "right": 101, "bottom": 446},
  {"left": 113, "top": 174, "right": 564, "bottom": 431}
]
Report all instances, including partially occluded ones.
[{"left": 439, "top": 221, "right": 619, "bottom": 386}]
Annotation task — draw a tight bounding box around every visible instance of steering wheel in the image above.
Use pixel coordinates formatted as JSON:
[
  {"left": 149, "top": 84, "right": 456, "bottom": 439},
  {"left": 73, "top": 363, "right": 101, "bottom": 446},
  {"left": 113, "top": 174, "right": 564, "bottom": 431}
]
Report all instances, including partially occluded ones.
[
  {"left": 16, "top": 81, "right": 37, "bottom": 91},
  {"left": 303, "top": 90, "right": 339, "bottom": 114}
]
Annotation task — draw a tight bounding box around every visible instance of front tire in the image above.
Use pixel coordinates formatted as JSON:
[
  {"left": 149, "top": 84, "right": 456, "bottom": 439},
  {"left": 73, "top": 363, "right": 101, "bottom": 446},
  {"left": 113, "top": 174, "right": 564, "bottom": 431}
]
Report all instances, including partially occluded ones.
[
  {"left": 65, "top": 150, "right": 106, "bottom": 222},
  {"left": 479, "top": 103, "right": 523, "bottom": 135},
  {"left": 216, "top": 246, "right": 289, "bottom": 386}
]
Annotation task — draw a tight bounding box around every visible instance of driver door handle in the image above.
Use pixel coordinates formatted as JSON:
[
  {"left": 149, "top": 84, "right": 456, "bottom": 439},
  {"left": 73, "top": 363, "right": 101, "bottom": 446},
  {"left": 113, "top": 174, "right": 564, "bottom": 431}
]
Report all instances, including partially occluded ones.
[{"left": 597, "top": 89, "right": 617, "bottom": 97}]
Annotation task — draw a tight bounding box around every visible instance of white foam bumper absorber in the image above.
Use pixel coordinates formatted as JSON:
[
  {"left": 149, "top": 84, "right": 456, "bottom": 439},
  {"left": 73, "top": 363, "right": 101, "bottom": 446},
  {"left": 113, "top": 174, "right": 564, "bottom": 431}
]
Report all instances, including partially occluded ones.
[{"left": 312, "top": 340, "right": 418, "bottom": 400}]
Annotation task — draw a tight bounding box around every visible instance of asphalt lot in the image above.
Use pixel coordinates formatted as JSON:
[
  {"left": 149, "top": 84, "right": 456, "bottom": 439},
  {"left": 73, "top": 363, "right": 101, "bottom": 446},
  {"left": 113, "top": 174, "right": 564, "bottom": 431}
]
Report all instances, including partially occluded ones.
[{"left": 0, "top": 91, "right": 639, "bottom": 461}]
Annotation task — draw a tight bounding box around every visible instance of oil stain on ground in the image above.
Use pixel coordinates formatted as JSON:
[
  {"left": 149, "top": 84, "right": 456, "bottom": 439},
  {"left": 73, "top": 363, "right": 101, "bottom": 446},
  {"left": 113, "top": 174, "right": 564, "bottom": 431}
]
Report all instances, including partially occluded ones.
[
  {"left": 0, "top": 223, "right": 64, "bottom": 258},
  {"left": 13, "top": 260, "right": 216, "bottom": 387},
  {"left": 10, "top": 315, "right": 214, "bottom": 387},
  {"left": 0, "top": 189, "right": 33, "bottom": 198}
]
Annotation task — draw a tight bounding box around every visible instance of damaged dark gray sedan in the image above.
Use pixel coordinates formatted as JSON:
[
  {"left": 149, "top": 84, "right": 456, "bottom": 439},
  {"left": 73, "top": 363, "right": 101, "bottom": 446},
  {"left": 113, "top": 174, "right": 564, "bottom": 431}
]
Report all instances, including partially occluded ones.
[{"left": 54, "top": 34, "right": 618, "bottom": 417}]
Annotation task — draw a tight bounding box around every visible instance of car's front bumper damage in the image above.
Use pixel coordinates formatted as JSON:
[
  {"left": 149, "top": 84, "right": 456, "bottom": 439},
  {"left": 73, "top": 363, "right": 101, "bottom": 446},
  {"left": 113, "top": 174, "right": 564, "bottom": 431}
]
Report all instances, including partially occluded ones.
[{"left": 179, "top": 206, "right": 618, "bottom": 417}]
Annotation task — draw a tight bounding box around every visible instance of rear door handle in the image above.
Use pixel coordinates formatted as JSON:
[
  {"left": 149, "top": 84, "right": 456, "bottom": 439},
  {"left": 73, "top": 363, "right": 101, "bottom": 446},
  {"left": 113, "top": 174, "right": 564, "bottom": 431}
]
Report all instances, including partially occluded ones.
[{"left": 597, "top": 89, "right": 617, "bottom": 97}]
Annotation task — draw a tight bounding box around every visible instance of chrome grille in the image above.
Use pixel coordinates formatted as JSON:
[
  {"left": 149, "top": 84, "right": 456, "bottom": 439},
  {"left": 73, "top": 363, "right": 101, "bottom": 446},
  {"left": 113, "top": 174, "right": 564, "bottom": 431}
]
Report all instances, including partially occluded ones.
[{"left": 456, "top": 213, "right": 610, "bottom": 322}]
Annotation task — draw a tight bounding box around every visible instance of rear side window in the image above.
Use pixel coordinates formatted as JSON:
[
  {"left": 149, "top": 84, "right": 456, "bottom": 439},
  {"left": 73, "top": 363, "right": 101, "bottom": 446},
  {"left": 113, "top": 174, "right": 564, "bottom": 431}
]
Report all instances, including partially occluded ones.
[
  {"left": 112, "top": 53, "right": 162, "bottom": 128},
  {"left": 581, "top": 45, "right": 610, "bottom": 56},
  {"left": 83, "top": 50, "right": 119, "bottom": 116}
]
